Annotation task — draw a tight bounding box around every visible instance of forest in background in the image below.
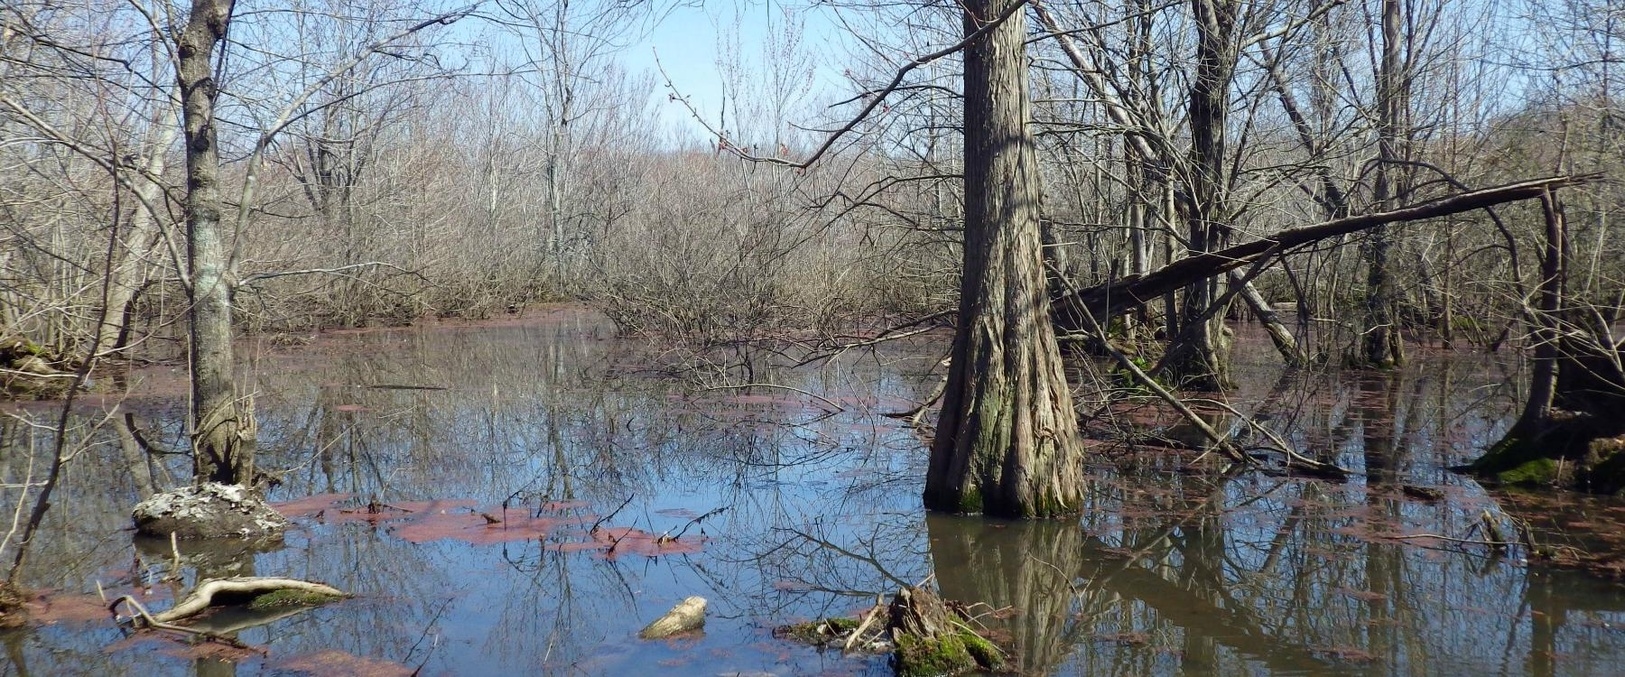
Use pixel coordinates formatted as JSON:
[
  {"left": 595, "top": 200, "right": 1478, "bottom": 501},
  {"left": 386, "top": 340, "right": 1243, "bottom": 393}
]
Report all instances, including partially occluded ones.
[{"left": 1, "top": 0, "right": 1618, "bottom": 364}]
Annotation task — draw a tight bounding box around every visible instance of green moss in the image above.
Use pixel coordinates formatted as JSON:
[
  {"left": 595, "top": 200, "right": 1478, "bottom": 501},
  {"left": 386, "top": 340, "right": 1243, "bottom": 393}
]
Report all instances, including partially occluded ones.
[
  {"left": 247, "top": 588, "right": 344, "bottom": 610},
  {"left": 775, "top": 616, "right": 861, "bottom": 644},
  {"left": 958, "top": 487, "right": 983, "bottom": 515},
  {"left": 1493, "top": 457, "right": 1561, "bottom": 486},
  {"left": 894, "top": 632, "right": 975, "bottom": 677},
  {"left": 960, "top": 630, "right": 1004, "bottom": 669},
  {"left": 894, "top": 628, "right": 1003, "bottom": 677}
]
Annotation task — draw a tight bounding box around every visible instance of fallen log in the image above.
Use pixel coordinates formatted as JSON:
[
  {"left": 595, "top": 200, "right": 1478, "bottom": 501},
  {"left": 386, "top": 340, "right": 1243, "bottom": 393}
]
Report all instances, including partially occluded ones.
[
  {"left": 638, "top": 596, "right": 706, "bottom": 639},
  {"left": 150, "top": 577, "right": 347, "bottom": 624},
  {"left": 1055, "top": 174, "right": 1603, "bottom": 332}
]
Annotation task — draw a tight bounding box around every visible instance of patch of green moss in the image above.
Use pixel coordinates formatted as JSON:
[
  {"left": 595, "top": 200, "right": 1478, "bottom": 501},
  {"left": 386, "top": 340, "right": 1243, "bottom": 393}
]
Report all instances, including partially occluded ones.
[
  {"left": 960, "top": 630, "right": 1004, "bottom": 669},
  {"left": 1492, "top": 457, "right": 1561, "bottom": 486},
  {"left": 893, "top": 627, "right": 1003, "bottom": 677},
  {"left": 958, "top": 487, "right": 983, "bottom": 515},
  {"left": 775, "top": 616, "right": 861, "bottom": 644},
  {"left": 248, "top": 588, "right": 344, "bottom": 610},
  {"left": 894, "top": 632, "right": 976, "bottom": 677}
]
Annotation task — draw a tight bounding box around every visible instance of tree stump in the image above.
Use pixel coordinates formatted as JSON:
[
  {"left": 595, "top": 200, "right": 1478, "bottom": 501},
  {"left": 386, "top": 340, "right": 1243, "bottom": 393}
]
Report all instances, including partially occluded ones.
[
  {"left": 132, "top": 483, "right": 287, "bottom": 540},
  {"left": 886, "top": 586, "right": 1002, "bottom": 677}
]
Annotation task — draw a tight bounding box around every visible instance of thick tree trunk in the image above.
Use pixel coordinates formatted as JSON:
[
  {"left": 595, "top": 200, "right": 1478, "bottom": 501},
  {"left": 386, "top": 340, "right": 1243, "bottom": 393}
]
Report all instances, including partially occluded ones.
[
  {"left": 924, "top": 0, "right": 1085, "bottom": 519},
  {"left": 1471, "top": 190, "right": 1625, "bottom": 493},
  {"left": 179, "top": 0, "right": 254, "bottom": 485}
]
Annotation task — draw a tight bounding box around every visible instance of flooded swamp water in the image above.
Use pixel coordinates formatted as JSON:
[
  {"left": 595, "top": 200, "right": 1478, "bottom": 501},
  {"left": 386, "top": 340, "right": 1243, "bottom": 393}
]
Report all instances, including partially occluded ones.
[{"left": 3, "top": 307, "right": 1625, "bottom": 675}]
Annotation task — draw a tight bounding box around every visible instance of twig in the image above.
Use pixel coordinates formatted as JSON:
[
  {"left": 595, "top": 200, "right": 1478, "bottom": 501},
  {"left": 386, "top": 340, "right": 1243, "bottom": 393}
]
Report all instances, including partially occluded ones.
[
  {"left": 588, "top": 495, "right": 635, "bottom": 534},
  {"left": 658, "top": 506, "right": 729, "bottom": 543}
]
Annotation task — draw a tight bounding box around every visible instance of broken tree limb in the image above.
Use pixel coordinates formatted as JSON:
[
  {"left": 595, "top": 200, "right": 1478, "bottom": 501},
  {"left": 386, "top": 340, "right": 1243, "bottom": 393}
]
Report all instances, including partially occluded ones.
[
  {"left": 639, "top": 596, "right": 706, "bottom": 639},
  {"left": 149, "top": 577, "right": 347, "bottom": 624},
  {"left": 1055, "top": 174, "right": 1603, "bottom": 332}
]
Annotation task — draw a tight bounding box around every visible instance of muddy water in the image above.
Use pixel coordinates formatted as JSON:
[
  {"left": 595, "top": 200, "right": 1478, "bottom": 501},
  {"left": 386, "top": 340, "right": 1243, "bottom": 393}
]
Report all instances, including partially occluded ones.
[{"left": 2, "top": 309, "right": 1625, "bottom": 676}]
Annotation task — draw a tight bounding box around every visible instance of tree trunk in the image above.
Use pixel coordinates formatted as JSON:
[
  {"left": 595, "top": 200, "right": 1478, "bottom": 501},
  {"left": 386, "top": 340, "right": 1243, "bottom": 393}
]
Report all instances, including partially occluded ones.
[
  {"left": 1471, "top": 189, "right": 1625, "bottom": 493},
  {"left": 1160, "top": 0, "right": 1241, "bottom": 390},
  {"left": 1358, "top": 0, "right": 1407, "bottom": 368},
  {"left": 179, "top": 0, "right": 254, "bottom": 485},
  {"left": 924, "top": 0, "right": 1085, "bottom": 519}
]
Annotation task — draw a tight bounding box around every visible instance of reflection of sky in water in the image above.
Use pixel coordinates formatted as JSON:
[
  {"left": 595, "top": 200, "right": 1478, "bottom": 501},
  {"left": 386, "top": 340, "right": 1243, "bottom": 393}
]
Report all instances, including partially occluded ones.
[{"left": 2, "top": 311, "right": 1624, "bottom": 675}]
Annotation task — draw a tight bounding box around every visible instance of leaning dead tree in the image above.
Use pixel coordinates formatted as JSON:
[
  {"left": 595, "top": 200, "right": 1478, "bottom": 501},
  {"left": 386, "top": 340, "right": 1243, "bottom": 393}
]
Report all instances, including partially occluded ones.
[{"left": 1052, "top": 175, "right": 1604, "bottom": 335}]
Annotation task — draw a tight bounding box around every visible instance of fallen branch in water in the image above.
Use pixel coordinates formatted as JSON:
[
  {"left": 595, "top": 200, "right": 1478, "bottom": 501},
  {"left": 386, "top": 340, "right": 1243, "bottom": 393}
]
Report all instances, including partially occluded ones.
[{"left": 140, "top": 577, "right": 347, "bottom": 624}]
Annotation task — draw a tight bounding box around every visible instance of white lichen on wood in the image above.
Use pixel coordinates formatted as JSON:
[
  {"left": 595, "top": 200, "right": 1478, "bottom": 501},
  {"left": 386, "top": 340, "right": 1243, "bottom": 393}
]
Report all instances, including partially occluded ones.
[
  {"left": 132, "top": 482, "right": 287, "bottom": 539},
  {"left": 638, "top": 596, "right": 706, "bottom": 639}
]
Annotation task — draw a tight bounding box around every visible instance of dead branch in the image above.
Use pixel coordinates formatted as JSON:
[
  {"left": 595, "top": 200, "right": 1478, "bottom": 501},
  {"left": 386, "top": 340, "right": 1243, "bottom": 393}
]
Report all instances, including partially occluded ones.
[{"left": 1055, "top": 174, "right": 1604, "bottom": 330}]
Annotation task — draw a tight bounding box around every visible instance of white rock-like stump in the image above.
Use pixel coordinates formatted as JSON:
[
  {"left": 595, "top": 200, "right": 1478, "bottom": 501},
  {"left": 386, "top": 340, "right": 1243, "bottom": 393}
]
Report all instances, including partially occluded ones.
[{"left": 132, "top": 482, "right": 287, "bottom": 540}]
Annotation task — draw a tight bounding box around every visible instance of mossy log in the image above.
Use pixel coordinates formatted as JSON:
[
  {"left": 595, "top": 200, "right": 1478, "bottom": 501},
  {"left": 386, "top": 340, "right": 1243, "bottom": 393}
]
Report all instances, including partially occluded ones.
[
  {"left": 638, "top": 596, "right": 706, "bottom": 639},
  {"left": 151, "top": 577, "right": 347, "bottom": 624}
]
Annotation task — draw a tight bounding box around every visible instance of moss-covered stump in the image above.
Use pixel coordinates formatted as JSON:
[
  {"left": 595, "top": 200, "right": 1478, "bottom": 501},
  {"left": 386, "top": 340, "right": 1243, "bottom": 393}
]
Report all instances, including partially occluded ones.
[
  {"left": 886, "top": 586, "right": 1003, "bottom": 677},
  {"left": 1470, "top": 411, "right": 1625, "bottom": 494}
]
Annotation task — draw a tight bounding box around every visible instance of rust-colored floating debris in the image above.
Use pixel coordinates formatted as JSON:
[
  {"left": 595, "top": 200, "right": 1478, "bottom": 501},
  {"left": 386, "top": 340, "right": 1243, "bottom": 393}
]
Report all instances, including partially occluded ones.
[
  {"left": 580, "top": 527, "right": 707, "bottom": 559},
  {"left": 392, "top": 510, "right": 580, "bottom": 545},
  {"left": 20, "top": 589, "right": 114, "bottom": 625},
  {"left": 276, "top": 649, "right": 415, "bottom": 677},
  {"left": 272, "top": 493, "right": 356, "bottom": 518}
]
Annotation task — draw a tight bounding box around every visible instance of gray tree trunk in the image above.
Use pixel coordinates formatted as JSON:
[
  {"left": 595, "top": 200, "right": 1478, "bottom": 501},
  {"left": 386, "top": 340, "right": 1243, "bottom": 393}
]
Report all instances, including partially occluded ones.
[
  {"left": 924, "top": 0, "right": 1085, "bottom": 518},
  {"left": 178, "top": 0, "right": 254, "bottom": 485},
  {"left": 1159, "top": 0, "right": 1240, "bottom": 390},
  {"left": 1360, "top": 0, "right": 1407, "bottom": 368}
]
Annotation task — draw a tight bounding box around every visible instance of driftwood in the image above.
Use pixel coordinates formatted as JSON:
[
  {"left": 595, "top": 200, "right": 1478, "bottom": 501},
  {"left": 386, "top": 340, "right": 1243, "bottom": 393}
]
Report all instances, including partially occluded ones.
[
  {"left": 148, "top": 577, "right": 347, "bottom": 624},
  {"left": 1055, "top": 174, "right": 1603, "bottom": 331},
  {"left": 638, "top": 596, "right": 706, "bottom": 639}
]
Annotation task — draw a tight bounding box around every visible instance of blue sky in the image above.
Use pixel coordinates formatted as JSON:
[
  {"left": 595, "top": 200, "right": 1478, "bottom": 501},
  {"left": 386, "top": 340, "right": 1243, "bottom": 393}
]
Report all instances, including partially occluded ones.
[{"left": 619, "top": 0, "right": 857, "bottom": 139}]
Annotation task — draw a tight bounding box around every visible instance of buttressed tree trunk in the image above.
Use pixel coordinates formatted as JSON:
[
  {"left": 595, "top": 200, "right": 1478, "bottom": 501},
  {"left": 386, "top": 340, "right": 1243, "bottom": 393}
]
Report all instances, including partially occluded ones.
[
  {"left": 179, "top": 0, "right": 255, "bottom": 485},
  {"left": 924, "top": 0, "right": 1085, "bottom": 518}
]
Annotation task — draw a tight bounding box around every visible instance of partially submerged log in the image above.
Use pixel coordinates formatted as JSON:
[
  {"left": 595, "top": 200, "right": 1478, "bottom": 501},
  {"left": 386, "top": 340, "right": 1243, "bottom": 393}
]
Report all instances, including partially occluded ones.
[
  {"left": 132, "top": 482, "right": 287, "bottom": 540},
  {"left": 146, "top": 577, "right": 347, "bottom": 625},
  {"left": 638, "top": 596, "right": 706, "bottom": 639}
]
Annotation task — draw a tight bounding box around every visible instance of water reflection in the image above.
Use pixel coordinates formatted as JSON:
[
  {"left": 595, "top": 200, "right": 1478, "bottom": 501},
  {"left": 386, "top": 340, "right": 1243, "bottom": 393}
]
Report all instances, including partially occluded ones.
[{"left": 0, "top": 311, "right": 1623, "bottom": 675}]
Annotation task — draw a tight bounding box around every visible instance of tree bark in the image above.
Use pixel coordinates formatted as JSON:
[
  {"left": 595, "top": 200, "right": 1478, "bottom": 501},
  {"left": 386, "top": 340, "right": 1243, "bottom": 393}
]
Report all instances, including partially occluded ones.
[
  {"left": 1359, "top": 0, "right": 1408, "bottom": 368},
  {"left": 1159, "top": 0, "right": 1242, "bottom": 390},
  {"left": 924, "top": 0, "right": 1085, "bottom": 519},
  {"left": 179, "top": 0, "right": 254, "bottom": 485}
]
